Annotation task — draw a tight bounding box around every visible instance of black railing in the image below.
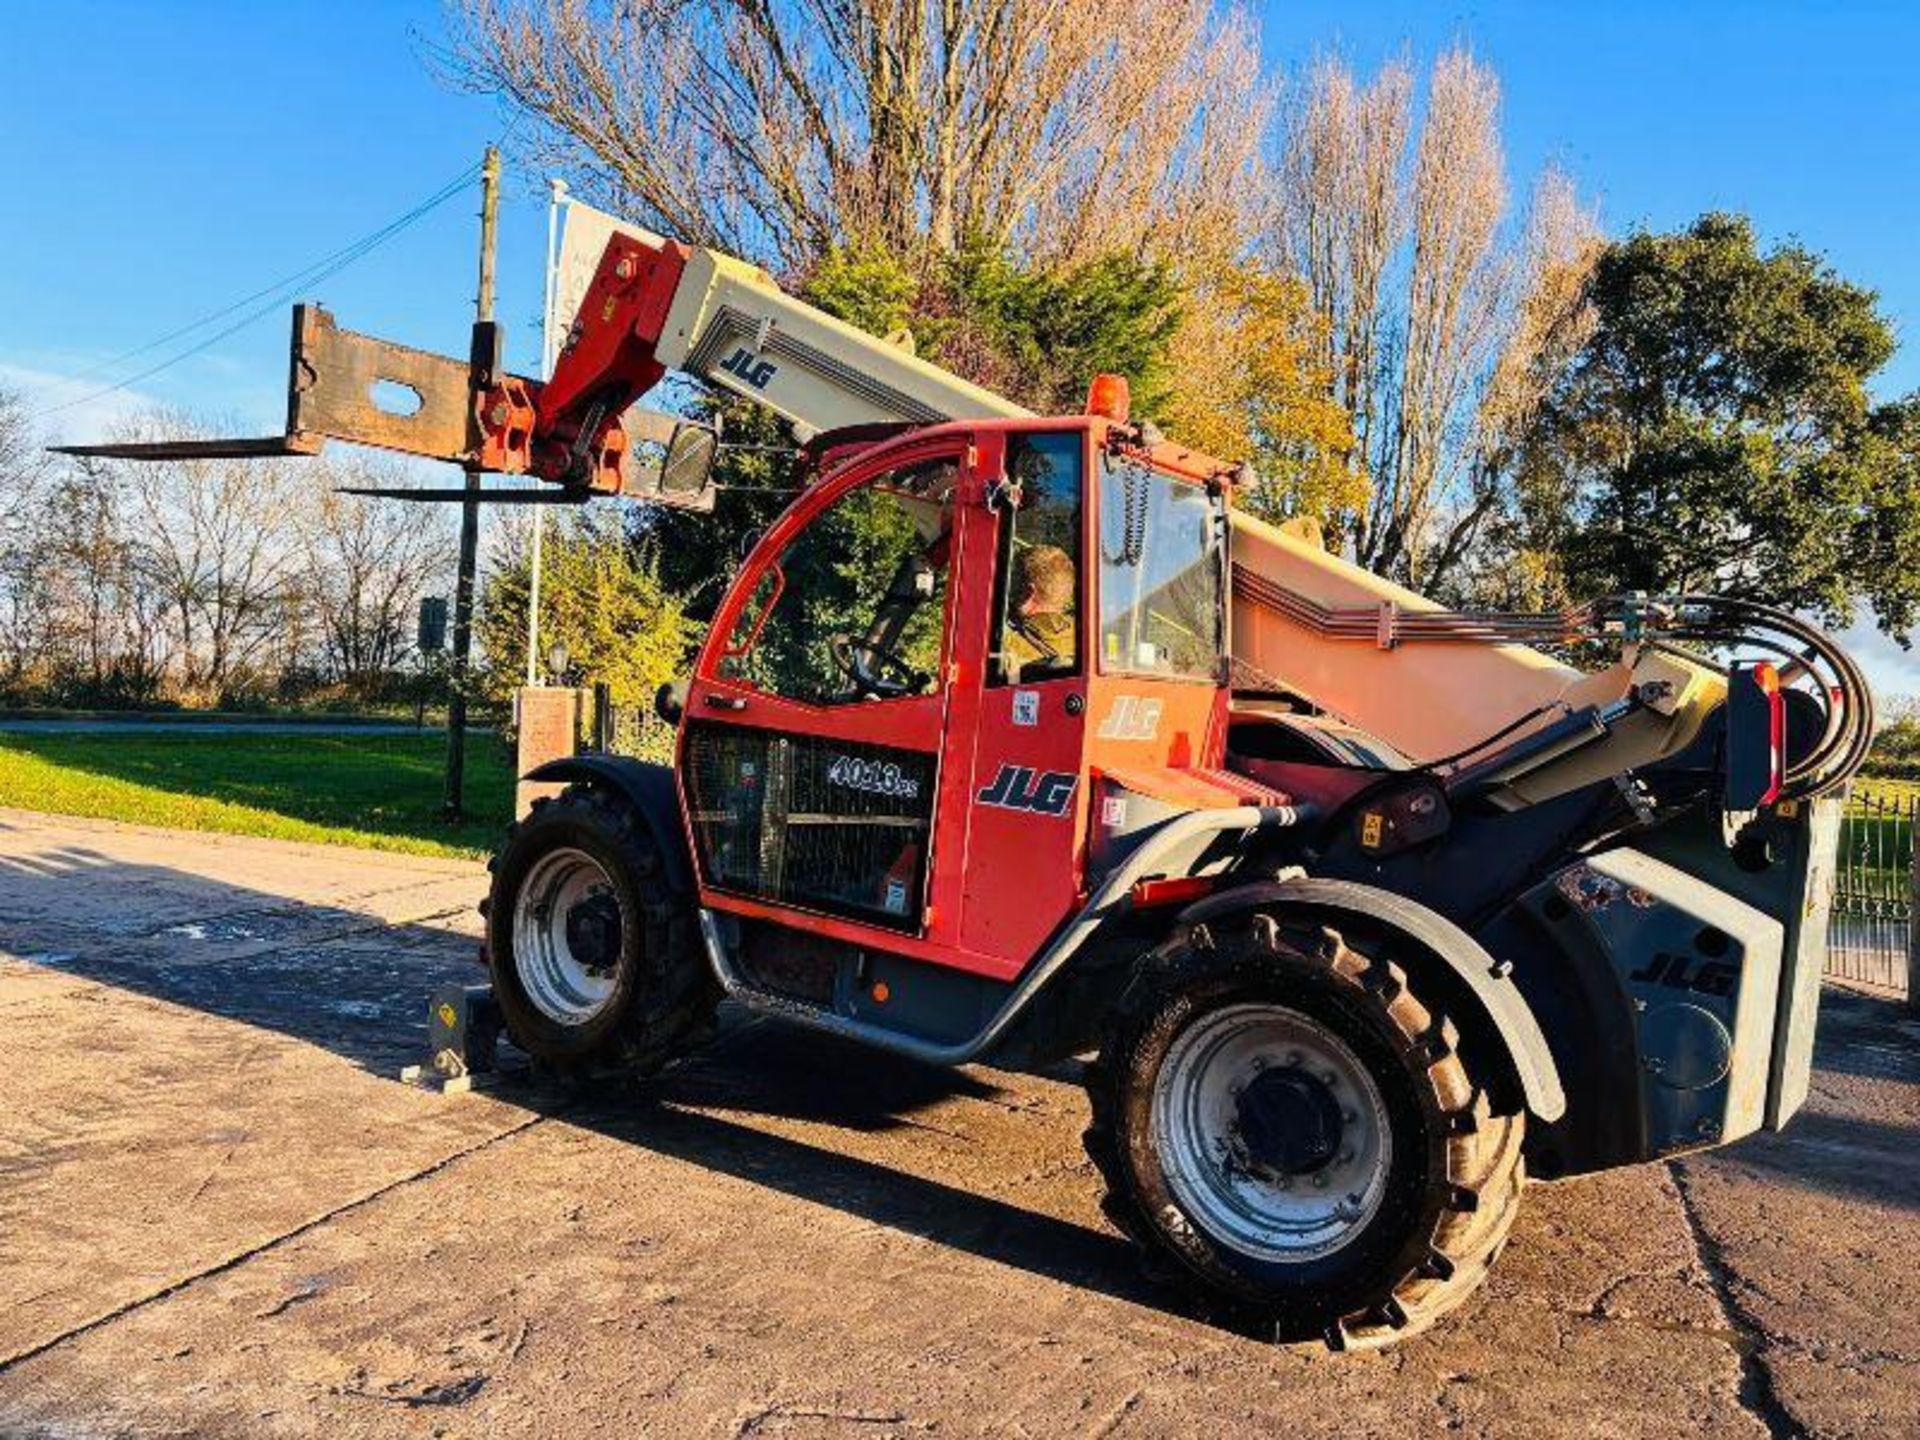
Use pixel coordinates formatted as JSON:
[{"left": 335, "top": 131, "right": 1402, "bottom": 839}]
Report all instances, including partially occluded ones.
[{"left": 1829, "top": 788, "right": 1916, "bottom": 998}]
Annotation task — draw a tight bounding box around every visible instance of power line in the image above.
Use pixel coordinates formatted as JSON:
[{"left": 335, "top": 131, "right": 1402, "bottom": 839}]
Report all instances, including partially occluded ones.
[
  {"left": 43, "top": 157, "right": 486, "bottom": 396},
  {"left": 32, "top": 158, "right": 484, "bottom": 422}
]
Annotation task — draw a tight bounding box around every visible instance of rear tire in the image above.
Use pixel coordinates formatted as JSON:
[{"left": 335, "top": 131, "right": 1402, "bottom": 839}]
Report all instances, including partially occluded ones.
[
  {"left": 1084, "top": 910, "right": 1525, "bottom": 1349},
  {"left": 485, "top": 785, "right": 717, "bottom": 1074}
]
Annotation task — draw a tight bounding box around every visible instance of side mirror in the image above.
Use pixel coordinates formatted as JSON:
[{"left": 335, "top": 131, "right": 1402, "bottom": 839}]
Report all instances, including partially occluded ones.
[
  {"left": 660, "top": 422, "right": 719, "bottom": 501},
  {"left": 617, "top": 410, "right": 720, "bottom": 511},
  {"left": 655, "top": 678, "right": 687, "bottom": 726}
]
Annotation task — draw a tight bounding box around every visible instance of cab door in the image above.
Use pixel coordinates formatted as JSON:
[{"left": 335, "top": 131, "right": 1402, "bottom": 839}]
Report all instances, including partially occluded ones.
[
  {"left": 958, "top": 429, "right": 1093, "bottom": 972},
  {"left": 681, "top": 440, "right": 986, "bottom": 946}
]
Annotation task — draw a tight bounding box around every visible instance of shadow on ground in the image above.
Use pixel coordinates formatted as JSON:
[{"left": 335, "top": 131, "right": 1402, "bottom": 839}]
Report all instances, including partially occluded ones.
[
  {"left": 4, "top": 843, "right": 1914, "bottom": 1321},
  {"left": 0, "top": 843, "right": 1196, "bottom": 1320},
  {"left": 0, "top": 840, "right": 486, "bottom": 1072}
]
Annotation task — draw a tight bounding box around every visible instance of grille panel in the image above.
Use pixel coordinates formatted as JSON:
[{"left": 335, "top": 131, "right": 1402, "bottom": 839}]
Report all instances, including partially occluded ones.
[{"left": 684, "top": 723, "right": 936, "bottom": 929}]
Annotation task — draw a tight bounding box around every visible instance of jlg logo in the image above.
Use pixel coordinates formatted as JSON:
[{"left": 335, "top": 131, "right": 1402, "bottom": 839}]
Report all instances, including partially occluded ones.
[
  {"left": 1097, "top": 695, "right": 1162, "bottom": 741},
  {"left": 977, "top": 764, "right": 1076, "bottom": 817},
  {"left": 1628, "top": 951, "right": 1739, "bottom": 997},
  {"left": 719, "top": 346, "right": 779, "bottom": 390}
]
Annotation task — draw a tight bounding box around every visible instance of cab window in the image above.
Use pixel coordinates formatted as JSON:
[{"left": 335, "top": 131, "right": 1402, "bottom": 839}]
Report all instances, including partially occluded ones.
[
  {"left": 990, "top": 431, "right": 1083, "bottom": 686},
  {"left": 1097, "top": 453, "right": 1224, "bottom": 680},
  {"left": 719, "top": 457, "right": 957, "bottom": 704}
]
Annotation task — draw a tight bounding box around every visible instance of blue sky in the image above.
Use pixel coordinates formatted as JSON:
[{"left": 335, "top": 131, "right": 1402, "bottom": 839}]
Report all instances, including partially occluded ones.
[{"left": 5, "top": 0, "right": 1919, "bottom": 687}]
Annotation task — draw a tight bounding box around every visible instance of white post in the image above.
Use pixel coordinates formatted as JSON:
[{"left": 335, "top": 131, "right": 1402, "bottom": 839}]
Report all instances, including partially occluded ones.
[{"left": 527, "top": 177, "right": 569, "bottom": 685}]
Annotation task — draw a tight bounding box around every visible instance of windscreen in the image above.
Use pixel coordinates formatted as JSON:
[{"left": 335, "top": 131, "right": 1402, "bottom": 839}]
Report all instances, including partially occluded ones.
[{"left": 1097, "top": 454, "right": 1224, "bottom": 680}]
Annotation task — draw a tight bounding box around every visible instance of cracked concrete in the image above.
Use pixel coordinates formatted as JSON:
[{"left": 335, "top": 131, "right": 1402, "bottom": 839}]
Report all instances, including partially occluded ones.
[{"left": 0, "top": 808, "right": 1914, "bottom": 1436}]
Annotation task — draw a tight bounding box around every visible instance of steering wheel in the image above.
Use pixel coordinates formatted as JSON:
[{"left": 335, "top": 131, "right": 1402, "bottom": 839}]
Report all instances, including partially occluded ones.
[{"left": 830, "top": 635, "right": 927, "bottom": 699}]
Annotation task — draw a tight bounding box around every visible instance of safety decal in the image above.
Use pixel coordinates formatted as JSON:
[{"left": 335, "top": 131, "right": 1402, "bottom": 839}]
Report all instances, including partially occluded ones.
[
  {"left": 1012, "top": 689, "right": 1040, "bottom": 727},
  {"left": 1097, "top": 694, "right": 1162, "bottom": 741},
  {"left": 977, "top": 764, "right": 1076, "bottom": 816},
  {"left": 826, "top": 754, "right": 920, "bottom": 800}
]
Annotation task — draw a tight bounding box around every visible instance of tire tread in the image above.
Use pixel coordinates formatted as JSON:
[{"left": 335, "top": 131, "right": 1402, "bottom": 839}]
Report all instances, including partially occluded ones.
[
  {"left": 1083, "top": 912, "right": 1526, "bottom": 1351},
  {"left": 485, "top": 783, "right": 717, "bottom": 1075}
]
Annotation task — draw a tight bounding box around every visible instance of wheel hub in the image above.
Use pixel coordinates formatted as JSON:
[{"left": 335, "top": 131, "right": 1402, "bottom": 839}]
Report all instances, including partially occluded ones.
[
  {"left": 511, "top": 847, "right": 623, "bottom": 1027},
  {"left": 563, "top": 893, "right": 622, "bottom": 975},
  {"left": 1235, "top": 1068, "right": 1346, "bottom": 1177},
  {"left": 1151, "top": 1003, "right": 1393, "bottom": 1262}
]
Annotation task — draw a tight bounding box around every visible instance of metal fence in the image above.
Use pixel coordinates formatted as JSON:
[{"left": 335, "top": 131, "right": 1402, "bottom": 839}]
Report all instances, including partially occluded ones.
[
  {"left": 584, "top": 694, "right": 677, "bottom": 764},
  {"left": 1829, "top": 789, "right": 1917, "bottom": 998}
]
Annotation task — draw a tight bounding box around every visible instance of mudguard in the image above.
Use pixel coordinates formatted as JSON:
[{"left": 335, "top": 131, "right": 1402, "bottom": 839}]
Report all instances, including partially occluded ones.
[
  {"left": 523, "top": 755, "right": 694, "bottom": 896},
  {"left": 1182, "top": 876, "right": 1568, "bottom": 1122}
]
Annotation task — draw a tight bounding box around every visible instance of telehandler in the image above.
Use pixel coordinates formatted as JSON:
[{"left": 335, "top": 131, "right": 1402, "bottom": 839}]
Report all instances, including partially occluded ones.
[{"left": 68, "top": 225, "right": 1870, "bottom": 1348}]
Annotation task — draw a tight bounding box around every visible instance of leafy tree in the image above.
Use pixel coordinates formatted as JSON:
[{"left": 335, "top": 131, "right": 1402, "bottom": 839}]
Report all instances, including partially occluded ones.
[
  {"left": 922, "top": 246, "right": 1183, "bottom": 415},
  {"left": 1160, "top": 261, "right": 1360, "bottom": 531},
  {"left": 478, "top": 509, "right": 696, "bottom": 708},
  {"left": 1866, "top": 711, "right": 1920, "bottom": 777},
  {"left": 801, "top": 241, "right": 1183, "bottom": 414},
  {"left": 647, "top": 241, "right": 1185, "bottom": 615},
  {"left": 1519, "top": 213, "right": 1920, "bottom": 634}
]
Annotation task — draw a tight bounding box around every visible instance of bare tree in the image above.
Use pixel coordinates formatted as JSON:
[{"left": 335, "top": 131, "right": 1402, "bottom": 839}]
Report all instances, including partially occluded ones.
[
  {"left": 37, "top": 459, "right": 168, "bottom": 693},
  {"left": 0, "top": 386, "right": 58, "bottom": 685},
  {"left": 0, "top": 434, "right": 169, "bottom": 700},
  {"left": 1272, "top": 53, "right": 1411, "bottom": 504},
  {"left": 1270, "top": 47, "right": 1598, "bottom": 592},
  {"left": 442, "top": 0, "right": 1269, "bottom": 270},
  {"left": 0, "top": 384, "right": 34, "bottom": 495},
  {"left": 111, "top": 418, "right": 307, "bottom": 694},
  {"left": 0, "top": 401, "right": 463, "bottom": 705},
  {"left": 1425, "top": 169, "right": 1601, "bottom": 595},
  {"left": 304, "top": 463, "right": 455, "bottom": 683}
]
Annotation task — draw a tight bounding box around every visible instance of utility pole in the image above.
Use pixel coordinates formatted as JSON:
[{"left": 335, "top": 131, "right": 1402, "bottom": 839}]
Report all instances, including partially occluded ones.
[
  {"left": 527, "top": 176, "right": 568, "bottom": 685},
  {"left": 444, "top": 144, "right": 501, "bottom": 822}
]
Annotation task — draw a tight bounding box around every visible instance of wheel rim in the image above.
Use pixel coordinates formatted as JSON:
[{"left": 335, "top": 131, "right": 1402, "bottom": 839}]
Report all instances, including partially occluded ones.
[
  {"left": 511, "top": 847, "right": 624, "bottom": 1026},
  {"left": 1151, "top": 1003, "right": 1392, "bottom": 1262}
]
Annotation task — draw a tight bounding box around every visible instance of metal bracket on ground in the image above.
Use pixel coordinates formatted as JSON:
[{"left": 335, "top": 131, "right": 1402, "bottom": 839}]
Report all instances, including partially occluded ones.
[{"left": 401, "top": 983, "right": 513, "bottom": 1095}]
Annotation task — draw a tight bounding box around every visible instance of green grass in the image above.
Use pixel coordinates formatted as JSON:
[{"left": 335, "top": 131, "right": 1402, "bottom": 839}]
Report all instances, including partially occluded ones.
[
  {"left": 1856, "top": 775, "right": 1920, "bottom": 802},
  {"left": 1835, "top": 778, "right": 1919, "bottom": 897},
  {"left": 0, "top": 733, "right": 515, "bottom": 859}
]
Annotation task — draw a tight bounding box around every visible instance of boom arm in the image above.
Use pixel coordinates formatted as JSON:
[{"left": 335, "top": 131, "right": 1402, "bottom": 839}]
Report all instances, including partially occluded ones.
[
  {"left": 61, "top": 231, "right": 1025, "bottom": 509},
  {"left": 520, "top": 234, "right": 1027, "bottom": 489}
]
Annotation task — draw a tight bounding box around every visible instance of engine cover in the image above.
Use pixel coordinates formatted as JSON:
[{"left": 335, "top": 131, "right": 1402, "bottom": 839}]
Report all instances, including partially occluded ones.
[{"left": 1520, "top": 848, "right": 1783, "bottom": 1156}]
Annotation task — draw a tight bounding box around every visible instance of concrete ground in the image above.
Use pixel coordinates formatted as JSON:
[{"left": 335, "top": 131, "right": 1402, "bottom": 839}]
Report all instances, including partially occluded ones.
[{"left": 0, "top": 808, "right": 1914, "bottom": 1438}]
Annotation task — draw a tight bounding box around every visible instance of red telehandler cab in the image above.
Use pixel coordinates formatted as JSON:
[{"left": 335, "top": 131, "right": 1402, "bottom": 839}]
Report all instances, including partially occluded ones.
[{"left": 65, "top": 227, "right": 1871, "bottom": 1349}]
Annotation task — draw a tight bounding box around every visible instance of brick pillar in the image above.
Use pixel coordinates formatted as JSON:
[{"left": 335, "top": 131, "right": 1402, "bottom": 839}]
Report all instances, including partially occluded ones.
[{"left": 515, "top": 686, "right": 581, "bottom": 818}]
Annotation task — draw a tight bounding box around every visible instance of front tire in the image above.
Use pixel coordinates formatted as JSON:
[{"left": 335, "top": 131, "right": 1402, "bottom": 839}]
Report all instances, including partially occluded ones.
[
  {"left": 485, "top": 785, "right": 717, "bottom": 1074},
  {"left": 1084, "top": 910, "right": 1525, "bottom": 1349}
]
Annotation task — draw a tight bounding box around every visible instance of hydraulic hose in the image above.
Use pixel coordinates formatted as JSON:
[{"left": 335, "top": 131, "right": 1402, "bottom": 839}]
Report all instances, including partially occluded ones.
[
  {"left": 1228, "top": 574, "right": 1874, "bottom": 801},
  {"left": 1659, "top": 594, "right": 1874, "bottom": 800}
]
